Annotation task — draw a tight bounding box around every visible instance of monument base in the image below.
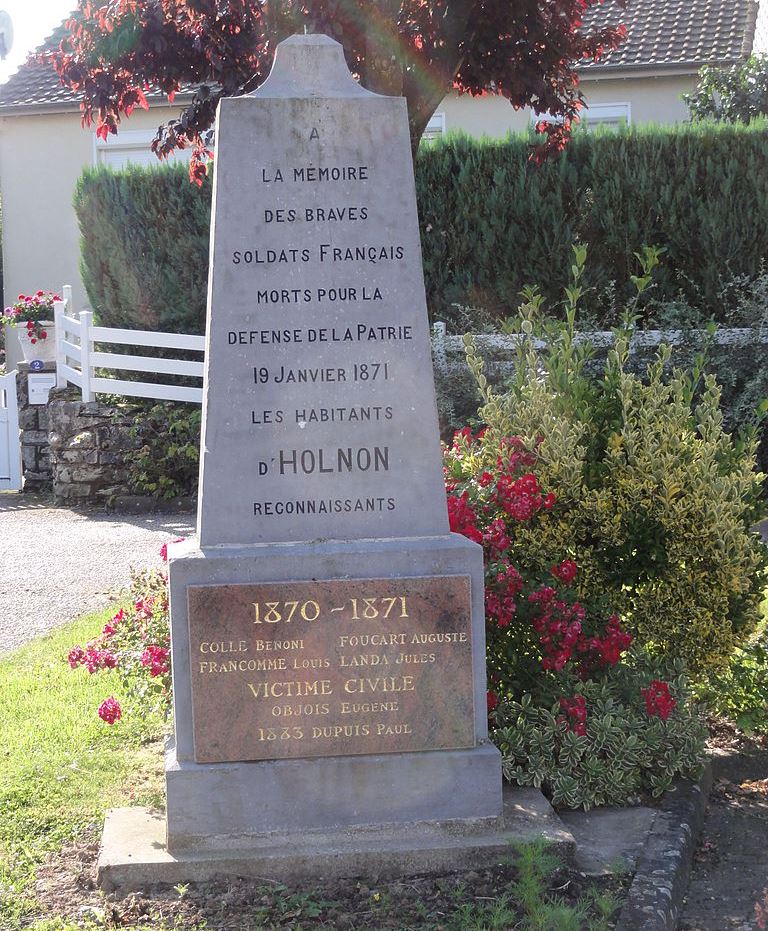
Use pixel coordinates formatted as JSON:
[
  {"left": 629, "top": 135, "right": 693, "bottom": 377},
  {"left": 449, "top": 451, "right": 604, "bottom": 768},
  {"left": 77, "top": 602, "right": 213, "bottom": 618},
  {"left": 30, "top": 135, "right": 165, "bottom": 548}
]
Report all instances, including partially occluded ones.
[
  {"left": 97, "top": 787, "right": 576, "bottom": 892},
  {"left": 166, "top": 740, "right": 503, "bottom": 851},
  {"left": 166, "top": 533, "right": 502, "bottom": 849}
]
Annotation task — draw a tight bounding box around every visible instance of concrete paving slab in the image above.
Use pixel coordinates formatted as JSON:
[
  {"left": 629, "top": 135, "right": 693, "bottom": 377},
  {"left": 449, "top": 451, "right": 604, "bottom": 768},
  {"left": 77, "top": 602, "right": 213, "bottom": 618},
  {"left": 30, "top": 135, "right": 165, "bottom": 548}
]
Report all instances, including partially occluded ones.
[{"left": 560, "top": 806, "right": 657, "bottom": 875}]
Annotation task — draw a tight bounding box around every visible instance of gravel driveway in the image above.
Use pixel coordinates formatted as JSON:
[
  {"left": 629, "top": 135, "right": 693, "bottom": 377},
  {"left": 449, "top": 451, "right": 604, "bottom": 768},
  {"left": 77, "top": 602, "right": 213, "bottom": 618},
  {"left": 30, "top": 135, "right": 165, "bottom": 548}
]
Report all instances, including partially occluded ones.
[{"left": 0, "top": 495, "right": 195, "bottom": 655}]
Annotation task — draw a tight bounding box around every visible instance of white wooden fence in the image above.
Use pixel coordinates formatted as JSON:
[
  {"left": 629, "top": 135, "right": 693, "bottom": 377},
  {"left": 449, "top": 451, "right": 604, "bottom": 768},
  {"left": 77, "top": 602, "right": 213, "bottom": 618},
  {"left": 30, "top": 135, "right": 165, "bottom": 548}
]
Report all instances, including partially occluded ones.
[{"left": 54, "top": 289, "right": 205, "bottom": 404}]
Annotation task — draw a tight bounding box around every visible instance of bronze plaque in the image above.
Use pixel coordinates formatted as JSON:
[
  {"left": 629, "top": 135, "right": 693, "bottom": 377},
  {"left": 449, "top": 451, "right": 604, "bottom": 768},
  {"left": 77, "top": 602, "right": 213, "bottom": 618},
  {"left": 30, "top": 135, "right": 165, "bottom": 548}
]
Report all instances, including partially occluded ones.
[{"left": 187, "top": 576, "right": 474, "bottom": 763}]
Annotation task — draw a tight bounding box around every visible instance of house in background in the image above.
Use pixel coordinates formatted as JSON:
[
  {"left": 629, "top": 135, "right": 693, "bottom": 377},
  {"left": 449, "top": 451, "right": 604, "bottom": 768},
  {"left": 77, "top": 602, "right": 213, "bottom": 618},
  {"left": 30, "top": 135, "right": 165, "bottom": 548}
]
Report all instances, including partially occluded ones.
[
  {"left": 431, "top": 0, "right": 766, "bottom": 138},
  {"left": 0, "top": 0, "right": 764, "bottom": 366}
]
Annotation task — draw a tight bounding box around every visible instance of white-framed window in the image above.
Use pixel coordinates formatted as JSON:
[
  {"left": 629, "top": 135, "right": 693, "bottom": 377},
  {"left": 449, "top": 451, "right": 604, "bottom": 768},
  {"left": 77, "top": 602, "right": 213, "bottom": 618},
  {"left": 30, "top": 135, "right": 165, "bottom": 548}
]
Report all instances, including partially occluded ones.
[
  {"left": 531, "top": 102, "right": 631, "bottom": 132},
  {"left": 94, "top": 129, "right": 193, "bottom": 169},
  {"left": 422, "top": 111, "right": 446, "bottom": 143},
  {"left": 581, "top": 102, "right": 631, "bottom": 130}
]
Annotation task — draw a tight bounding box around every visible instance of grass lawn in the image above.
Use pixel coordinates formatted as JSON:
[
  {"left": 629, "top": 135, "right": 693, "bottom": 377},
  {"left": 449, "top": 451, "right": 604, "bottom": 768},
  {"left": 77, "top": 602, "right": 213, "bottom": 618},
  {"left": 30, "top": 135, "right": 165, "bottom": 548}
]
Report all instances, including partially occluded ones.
[
  {"left": 0, "top": 607, "right": 166, "bottom": 930},
  {"left": 0, "top": 610, "right": 626, "bottom": 931}
]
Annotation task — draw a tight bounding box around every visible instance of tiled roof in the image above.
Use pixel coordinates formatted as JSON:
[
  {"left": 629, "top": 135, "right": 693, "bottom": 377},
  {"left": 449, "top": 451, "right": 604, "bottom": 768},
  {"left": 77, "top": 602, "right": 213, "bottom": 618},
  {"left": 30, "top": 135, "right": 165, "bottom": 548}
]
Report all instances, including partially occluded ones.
[
  {"left": 580, "top": 0, "right": 760, "bottom": 71},
  {"left": 0, "top": 0, "right": 761, "bottom": 110},
  {"left": 0, "top": 18, "right": 194, "bottom": 111},
  {"left": 0, "top": 24, "right": 79, "bottom": 109}
]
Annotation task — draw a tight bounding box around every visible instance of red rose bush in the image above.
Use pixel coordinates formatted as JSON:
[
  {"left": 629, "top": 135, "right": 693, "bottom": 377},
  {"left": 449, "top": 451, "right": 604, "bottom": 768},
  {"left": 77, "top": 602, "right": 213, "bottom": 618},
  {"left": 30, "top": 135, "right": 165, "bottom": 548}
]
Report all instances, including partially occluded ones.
[
  {"left": 68, "top": 546, "right": 179, "bottom": 724},
  {"left": 444, "top": 427, "right": 706, "bottom": 808}
]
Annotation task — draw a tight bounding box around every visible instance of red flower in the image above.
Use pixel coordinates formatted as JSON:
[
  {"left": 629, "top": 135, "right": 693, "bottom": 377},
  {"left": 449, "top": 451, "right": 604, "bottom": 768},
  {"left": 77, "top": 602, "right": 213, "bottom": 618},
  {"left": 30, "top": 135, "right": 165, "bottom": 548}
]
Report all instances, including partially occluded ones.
[
  {"left": 485, "top": 564, "right": 523, "bottom": 628},
  {"left": 482, "top": 518, "right": 511, "bottom": 556},
  {"left": 487, "top": 690, "right": 499, "bottom": 714},
  {"left": 493, "top": 472, "right": 546, "bottom": 522},
  {"left": 578, "top": 615, "right": 632, "bottom": 677},
  {"left": 98, "top": 696, "right": 122, "bottom": 725},
  {"left": 451, "top": 426, "right": 475, "bottom": 454},
  {"left": 67, "top": 646, "right": 85, "bottom": 669},
  {"left": 447, "top": 492, "right": 483, "bottom": 544},
  {"left": 551, "top": 559, "right": 578, "bottom": 584},
  {"left": 557, "top": 694, "right": 588, "bottom": 736},
  {"left": 642, "top": 681, "right": 676, "bottom": 721}
]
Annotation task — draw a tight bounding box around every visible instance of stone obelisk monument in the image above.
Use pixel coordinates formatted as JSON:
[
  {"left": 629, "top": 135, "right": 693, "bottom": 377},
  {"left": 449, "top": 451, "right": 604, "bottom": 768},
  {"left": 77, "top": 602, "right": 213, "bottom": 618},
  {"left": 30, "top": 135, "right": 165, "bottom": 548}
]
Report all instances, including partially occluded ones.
[{"left": 99, "top": 34, "right": 527, "bottom": 886}]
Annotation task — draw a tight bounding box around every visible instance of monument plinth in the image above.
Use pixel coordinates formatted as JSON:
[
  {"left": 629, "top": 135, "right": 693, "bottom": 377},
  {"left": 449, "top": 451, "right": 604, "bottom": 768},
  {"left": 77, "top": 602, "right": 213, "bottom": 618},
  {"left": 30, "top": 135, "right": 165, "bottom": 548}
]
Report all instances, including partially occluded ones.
[{"left": 98, "top": 35, "right": 533, "bottom": 888}]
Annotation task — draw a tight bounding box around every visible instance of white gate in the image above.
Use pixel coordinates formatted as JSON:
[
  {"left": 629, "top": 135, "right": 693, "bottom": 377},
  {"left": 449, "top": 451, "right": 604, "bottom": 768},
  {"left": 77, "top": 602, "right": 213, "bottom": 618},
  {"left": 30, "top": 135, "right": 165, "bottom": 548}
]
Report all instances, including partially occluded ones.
[{"left": 0, "top": 371, "right": 22, "bottom": 491}]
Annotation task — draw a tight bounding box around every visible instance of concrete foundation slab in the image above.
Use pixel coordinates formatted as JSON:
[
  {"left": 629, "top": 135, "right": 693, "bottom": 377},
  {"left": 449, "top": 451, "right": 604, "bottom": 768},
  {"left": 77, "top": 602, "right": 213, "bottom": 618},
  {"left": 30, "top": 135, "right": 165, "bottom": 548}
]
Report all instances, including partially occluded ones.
[
  {"left": 559, "top": 806, "right": 658, "bottom": 875},
  {"left": 97, "top": 787, "right": 575, "bottom": 892}
]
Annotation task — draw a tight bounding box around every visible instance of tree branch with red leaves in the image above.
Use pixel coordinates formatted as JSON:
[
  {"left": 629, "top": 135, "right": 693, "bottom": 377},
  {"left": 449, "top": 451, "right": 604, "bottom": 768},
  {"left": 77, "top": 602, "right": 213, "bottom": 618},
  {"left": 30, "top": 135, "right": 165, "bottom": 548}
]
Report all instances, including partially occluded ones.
[{"left": 46, "top": 0, "right": 626, "bottom": 185}]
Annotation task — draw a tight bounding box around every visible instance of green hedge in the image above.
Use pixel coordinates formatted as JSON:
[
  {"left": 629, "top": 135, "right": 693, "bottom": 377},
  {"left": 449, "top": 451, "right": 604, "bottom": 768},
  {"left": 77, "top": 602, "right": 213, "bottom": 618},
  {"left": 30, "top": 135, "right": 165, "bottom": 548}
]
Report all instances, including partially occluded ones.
[
  {"left": 74, "top": 166, "right": 211, "bottom": 333},
  {"left": 75, "top": 121, "right": 768, "bottom": 332},
  {"left": 417, "top": 121, "right": 768, "bottom": 326}
]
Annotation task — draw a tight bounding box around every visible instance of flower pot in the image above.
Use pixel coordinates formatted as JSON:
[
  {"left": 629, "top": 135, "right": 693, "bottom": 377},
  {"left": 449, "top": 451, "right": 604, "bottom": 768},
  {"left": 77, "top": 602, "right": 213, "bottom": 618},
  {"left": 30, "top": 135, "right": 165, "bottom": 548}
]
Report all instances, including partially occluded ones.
[{"left": 16, "top": 322, "right": 55, "bottom": 364}]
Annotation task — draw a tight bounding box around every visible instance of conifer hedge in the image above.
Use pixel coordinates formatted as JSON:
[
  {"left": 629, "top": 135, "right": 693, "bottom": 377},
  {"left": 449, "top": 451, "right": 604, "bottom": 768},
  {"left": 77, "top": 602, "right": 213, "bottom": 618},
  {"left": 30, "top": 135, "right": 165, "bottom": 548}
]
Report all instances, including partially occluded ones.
[
  {"left": 74, "top": 166, "right": 211, "bottom": 334},
  {"left": 74, "top": 121, "right": 768, "bottom": 332},
  {"left": 417, "top": 120, "right": 768, "bottom": 326}
]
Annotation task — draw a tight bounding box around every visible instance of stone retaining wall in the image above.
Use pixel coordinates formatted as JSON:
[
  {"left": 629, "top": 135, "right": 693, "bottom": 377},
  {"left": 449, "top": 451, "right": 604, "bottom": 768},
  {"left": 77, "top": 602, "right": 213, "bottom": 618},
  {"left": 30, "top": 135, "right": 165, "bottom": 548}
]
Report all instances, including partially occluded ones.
[{"left": 47, "top": 388, "right": 139, "bottom": 504}]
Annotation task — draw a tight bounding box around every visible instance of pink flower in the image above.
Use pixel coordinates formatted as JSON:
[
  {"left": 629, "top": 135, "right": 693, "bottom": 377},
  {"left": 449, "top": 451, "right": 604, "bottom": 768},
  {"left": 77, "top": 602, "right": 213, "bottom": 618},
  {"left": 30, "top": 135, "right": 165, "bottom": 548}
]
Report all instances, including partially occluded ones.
[
  {"left": 141, "top": 645, "right": 170, "bottom": 677},
  {"left": 82, "top": 646, "right": 117, "bottom": 672},
  {"left": 102, "top": 608, "right": 124, "bottom": 637},
  {"left": 68, "top": 646, "right": 85, "bottom": 669},
  {"left": 134, "top": 597, "right": 155, "bottom": 619},
  {"left": 98, "top": 696, "right": 122, "bottom": 725}
]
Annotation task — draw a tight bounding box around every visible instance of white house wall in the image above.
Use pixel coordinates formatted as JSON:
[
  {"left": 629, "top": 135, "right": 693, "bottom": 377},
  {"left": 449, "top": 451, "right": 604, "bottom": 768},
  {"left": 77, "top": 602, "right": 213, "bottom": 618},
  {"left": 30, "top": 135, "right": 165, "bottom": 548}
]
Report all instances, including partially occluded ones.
[
  {"left": 580, "top": 73, "right": 697, "bottom": 124},
  {"left": 0, "top": 104, "right": 184, "bottom": 318},
  {"left": 436, "top": 73, "right": 697, "bottom": 137},
  {"left": 755, "top": 0, "right": 768, "bottom": 53}
]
